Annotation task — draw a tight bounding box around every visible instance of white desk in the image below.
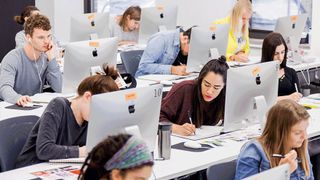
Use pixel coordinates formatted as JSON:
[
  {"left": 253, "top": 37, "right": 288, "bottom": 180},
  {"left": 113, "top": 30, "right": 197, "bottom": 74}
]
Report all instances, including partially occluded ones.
[{"left": 1, "top": 98, "right": 320, "bottom": 179}]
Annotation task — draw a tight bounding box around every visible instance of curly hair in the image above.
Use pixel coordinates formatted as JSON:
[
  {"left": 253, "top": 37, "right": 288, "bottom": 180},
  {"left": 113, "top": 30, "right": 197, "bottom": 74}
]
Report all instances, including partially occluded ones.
[{"left": 24, "top": 14, "right": 51, "bottom": 36}]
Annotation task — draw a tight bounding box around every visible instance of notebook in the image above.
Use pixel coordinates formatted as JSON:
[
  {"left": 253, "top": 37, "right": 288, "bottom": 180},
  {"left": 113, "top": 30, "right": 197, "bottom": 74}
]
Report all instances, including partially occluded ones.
[
  {"left": 172, "top": 125, "right": 223, "bottom": 140},
  {"left": 49, "top": 157, "right": 85, "bottom": 163},
  {"left": 31, "top": 93, "right": 76, "bottom": 103}
]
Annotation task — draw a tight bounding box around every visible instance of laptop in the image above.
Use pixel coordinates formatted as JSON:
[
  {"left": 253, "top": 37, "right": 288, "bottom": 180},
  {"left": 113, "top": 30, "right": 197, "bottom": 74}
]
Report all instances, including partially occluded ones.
[{"left": 243, "top": 164, "right": 290, "bottom": 180}]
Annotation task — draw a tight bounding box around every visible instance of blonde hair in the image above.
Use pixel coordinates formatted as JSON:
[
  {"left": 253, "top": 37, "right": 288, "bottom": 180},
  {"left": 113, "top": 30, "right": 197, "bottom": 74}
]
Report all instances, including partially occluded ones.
[
  {"left": 230, "top": 0, "right": 252, "bottom": 36},
  {"left": 258, "top": 99, "right": 311, "bottom": 177}
]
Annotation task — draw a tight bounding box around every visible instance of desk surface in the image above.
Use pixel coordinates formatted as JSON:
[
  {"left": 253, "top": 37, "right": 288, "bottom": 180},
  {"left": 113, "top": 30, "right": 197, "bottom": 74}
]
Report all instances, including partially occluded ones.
[{"left": 0, "top": 98, "right": 320, "bottom": 179}]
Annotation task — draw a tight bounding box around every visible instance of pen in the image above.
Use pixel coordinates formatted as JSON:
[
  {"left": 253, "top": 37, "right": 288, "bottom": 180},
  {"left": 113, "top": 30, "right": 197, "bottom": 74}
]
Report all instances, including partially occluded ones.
[
  {"left": 294, "top": 83, "right": 299, "bottom": 93},
  {"left": 272, "top": 154, "right": 302, "bottom": 163},
  {"left": 188, "top": 110, "right": 196, "bottom": 135}
]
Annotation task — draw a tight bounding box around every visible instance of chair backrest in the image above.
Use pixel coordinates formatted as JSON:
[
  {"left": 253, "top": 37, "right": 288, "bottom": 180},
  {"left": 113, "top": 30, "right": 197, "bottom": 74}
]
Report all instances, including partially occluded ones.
[
  {"left": 120, "top": 50, "right": 144, "bottom": 76},
  {"left": 207, "top": 160, "right": 237, "bottom": 180},
  {"left": 0, "top": 115, "right": 39, "bottom": 172}
]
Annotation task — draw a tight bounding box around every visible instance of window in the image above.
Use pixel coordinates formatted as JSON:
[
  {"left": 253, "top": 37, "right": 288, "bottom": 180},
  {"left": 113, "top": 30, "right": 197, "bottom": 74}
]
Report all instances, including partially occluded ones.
[{"left": 250, "top": 0, "right": 312, "bottom": 40}]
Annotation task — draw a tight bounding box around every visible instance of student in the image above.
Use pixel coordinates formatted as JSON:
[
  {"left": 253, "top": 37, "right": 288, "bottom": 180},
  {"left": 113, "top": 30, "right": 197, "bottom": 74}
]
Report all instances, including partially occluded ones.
[
  {"left": 110, "top": 6, "right": 141, "bottom": 45},
  {"left": 14, "top": 5, "right": 40, "bottom": 48},
  {"left": 261, "top": 32, "right": 302, "bottom": 102},
  {"left": 135, "top": 27, "right": 193, "bottom": 77},
  {"left": 160, "top": 56, "right": 229, "bottom": 136},
  {"left": 15, "top": 65, "right": 119, "bottom": 168},
  {"left": 0, "top": 14, "right": 62, "bottom": 106},
  {"left": 78, "top": 134, "right": 154, "bottom": 180},
  {"left": 235, "top": 99, "right": 313, "bottom": 180},
  {"left": 213, "top": 0, "right": 252, "bottom": 62}
]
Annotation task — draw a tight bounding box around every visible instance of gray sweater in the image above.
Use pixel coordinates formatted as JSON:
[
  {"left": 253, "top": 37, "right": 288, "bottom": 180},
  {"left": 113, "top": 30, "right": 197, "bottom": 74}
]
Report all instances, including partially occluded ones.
[
  {"left": 15, "top": 97, "right": 88, "bottom": 168},
  {"left": 15, "top": 30, "right": 26, "bottom": 49},
  {"left": 0, "top": 48, "right": 62, "bottom": 104}
]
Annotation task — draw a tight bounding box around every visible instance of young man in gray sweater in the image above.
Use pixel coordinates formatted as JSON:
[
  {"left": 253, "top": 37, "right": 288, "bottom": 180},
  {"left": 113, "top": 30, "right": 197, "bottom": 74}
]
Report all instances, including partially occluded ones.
[{"left": 0, "top": 14, "right": 62, "bottom": 106}]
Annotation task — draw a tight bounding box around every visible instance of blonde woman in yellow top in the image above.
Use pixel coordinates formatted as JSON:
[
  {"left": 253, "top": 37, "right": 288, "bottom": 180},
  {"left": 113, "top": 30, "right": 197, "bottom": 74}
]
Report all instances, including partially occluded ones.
[{"left": 213, "top": 0, "right": 252, "bottom": 62}]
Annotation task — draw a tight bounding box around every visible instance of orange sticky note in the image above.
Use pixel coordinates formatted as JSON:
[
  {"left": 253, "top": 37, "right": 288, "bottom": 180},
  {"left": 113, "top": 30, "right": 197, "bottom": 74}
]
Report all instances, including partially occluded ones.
[
  {"left": 291, "top": 15, "right": 298, "bottom": 22},
  {"left": 252, "top": 67, "right": 261, "bottom": 76},
  {"left": 157, "top": 5, "right": 164, "bottom": 11},
  {"left": 89, "top": 41, "right": 99, "bottom": 47},
  {"left": 87, "top": 14, "right": 95, "bottom": 21},
  {"left": 210, "top": 25, "right": 217, "bottom": 32},
  {"left": 125, "top": 92, "right": 137, "bottom": 101}
]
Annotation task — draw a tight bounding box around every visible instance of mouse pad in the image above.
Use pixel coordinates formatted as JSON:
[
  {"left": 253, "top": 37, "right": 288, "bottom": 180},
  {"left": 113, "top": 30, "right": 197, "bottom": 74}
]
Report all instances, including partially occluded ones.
[
  {"left": 171, "top": 142, "right": 212, "bottom": 152},
  {"left": 5, "top": 104, "right": 43, "bottom": 110}
]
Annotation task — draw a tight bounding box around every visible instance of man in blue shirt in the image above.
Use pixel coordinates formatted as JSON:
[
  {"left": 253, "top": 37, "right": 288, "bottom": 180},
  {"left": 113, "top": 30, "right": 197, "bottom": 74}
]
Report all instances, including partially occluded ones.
[{"left": 135, "top": 27, "right": 192, "bottom": 77}]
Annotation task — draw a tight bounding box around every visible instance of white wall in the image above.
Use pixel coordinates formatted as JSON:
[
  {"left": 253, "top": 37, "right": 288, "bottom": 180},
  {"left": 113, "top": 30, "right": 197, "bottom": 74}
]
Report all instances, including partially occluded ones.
[
  {"left": 156, "top": 0, "right": 236, "bottom": 29},
  {"left": 36, "top": 0, "right": 84, "bottom": 43},
  {"left": 311, "top": 0, "right": 320, "bottom": 56}
]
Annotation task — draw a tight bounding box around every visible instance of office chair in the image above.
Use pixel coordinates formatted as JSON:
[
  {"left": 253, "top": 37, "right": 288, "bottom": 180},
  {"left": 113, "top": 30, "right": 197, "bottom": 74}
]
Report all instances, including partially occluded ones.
[
  {"left": 0, "top": 115, "right": 39, "bottom": 172},
  {"left": 120, "top": 50, "right": 144, "bottom": 76},
  {"left": 206, "top": 160, "right": 237, "bottom": 180}
]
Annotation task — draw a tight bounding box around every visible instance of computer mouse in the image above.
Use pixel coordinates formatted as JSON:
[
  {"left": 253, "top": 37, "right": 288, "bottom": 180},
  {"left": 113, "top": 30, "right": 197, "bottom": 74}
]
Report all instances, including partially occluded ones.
[
  {"left": 184, "top": 141, "right": 202, "bottom": 149},
  {"left": 23, "top": 102, "right": 34, "bottom": 107},
  {"left": 160, "top": 80, "right": 173, "bottom": 86}
]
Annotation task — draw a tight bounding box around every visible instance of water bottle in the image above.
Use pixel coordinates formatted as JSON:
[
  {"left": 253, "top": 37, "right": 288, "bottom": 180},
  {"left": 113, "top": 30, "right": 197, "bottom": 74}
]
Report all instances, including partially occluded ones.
[{"left": 158, "top": 122, "right": 172, "bottom": 160}]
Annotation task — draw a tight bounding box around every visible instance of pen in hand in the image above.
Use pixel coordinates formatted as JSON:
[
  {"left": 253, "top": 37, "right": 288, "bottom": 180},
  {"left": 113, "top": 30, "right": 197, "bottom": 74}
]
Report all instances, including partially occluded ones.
[
  {"left": 294, "top": 83, "right": 299, "bottom": 93},
  {"left": 272, "top": 153, "right": 301, "bottom": 163},
  {"left": 188, "top": 110, "right": 196, "bottom": 135}
]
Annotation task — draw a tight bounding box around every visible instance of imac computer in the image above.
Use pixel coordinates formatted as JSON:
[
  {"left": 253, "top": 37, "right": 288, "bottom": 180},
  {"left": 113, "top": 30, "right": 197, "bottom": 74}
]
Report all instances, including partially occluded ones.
[
  {"left": 62, "top": 37, "right": 118, "bottom": 93},
  {"left": 70, "top": 13, "right": 110, "bottom": 42},
  {"left": 274, "top": 14, "right": 308, "bottom": 64},
  {"left": 139, "top": 5, "right": 178, "bottom": 44},
  {"left": 187, "top": 25, "right": 229, "bottom": 73},
  {"left": 86, "top": 84, "right": 163, "bottom": 152},
  {"left": 243, "top": 164, "right": 290, "bottom": 180},
  {"left": 223, "top": 61, "right": 279, "bottom": 132}
]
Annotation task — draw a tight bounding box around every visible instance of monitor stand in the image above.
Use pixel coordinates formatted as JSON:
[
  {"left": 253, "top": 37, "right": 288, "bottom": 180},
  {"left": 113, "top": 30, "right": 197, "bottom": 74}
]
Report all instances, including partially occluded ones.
[
  {"left": 253, "top": 95, "right": 268, "bottom": 131},
  {"left": 124, "top": 125, "right": 143, "bottom": 139},
  {"left": 89, "top": 33, "right": 99, "bottom": 40},
  {"left": 158, "top": 25, "right": 167, "bottom": 32}
]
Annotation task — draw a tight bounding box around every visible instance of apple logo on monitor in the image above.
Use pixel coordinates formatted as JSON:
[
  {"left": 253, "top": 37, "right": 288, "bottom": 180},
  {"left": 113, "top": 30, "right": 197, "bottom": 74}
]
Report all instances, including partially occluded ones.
[{"left": 128, "top": 105, "right": 135, "bottom": 114}]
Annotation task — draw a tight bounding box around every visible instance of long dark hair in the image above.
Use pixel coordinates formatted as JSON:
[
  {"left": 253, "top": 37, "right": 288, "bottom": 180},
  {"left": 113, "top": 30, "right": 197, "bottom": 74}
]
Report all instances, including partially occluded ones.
[
  {"left": 261, "top": 32, "right": 288, "bottom": 69},
  {"left": 192, "top": 56, "right": 229, "bottom": 127},
  {"left": 78, "top": 134, "right": 153, "bottom": 180}
]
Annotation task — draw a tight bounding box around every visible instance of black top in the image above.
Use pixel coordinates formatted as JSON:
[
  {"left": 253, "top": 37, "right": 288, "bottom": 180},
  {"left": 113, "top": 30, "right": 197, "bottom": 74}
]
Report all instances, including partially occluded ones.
[
  {"left": 172, "top": 50, "right": 188, "bottom": 66},
  {"left": 278, "top": 67, "right": 300, "bottom": 96},
  {"left": 15, "top": 97, "right": 87, "bottom": 168}
]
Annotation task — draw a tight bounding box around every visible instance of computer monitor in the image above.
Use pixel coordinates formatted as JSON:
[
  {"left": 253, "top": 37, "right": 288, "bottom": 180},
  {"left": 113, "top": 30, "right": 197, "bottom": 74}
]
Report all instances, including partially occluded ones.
[
  {"left": 139, "top": 5, "right": 178, "bottom": 44},
  {"left": 274, "top": 14, "right": 308, "bottom": 50},
  {"left": 62, "top": 37, "right": 118, "bottom": 93},
  {"left": 86, "top": 84, "right": 163, "bottom": 152},
  {"left": 187, "top": 25, "right": 229, "bottom": 73},
  {"left": 70, "top": 13, "right": 110, "bottom": 42},
  {"left": 243, "top": 164, "right": 290, "bottom": 180},
  {"left": 224, "top": 61, "right": 279, "bottom": 132}
]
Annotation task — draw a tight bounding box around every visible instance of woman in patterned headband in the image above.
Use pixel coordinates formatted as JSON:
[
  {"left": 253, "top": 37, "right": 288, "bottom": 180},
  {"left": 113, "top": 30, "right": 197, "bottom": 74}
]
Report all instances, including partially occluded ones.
[{"left": 78, "top": 134, "right": 154, "bottom": 180}]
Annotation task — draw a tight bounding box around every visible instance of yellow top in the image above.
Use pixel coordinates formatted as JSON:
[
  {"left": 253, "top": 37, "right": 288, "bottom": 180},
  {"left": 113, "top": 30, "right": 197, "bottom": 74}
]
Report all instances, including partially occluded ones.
[{"left": 213, "top": 16, "right": 250, "bottom": 61}]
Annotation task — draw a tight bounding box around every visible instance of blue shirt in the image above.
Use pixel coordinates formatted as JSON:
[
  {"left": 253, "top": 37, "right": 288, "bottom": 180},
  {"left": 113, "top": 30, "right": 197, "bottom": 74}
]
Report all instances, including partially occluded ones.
[
  {"left": 135, "top": 29, "right": 181, "bottom": 77},
  {"left": 235, "top": 140, "right": 314, "bottom": 180}
]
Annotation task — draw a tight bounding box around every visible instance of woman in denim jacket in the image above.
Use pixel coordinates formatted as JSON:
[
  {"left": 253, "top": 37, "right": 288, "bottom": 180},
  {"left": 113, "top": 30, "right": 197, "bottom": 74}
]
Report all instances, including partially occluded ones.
[{"left": 235, "top": 99, "right": 314, "bottom": 180}]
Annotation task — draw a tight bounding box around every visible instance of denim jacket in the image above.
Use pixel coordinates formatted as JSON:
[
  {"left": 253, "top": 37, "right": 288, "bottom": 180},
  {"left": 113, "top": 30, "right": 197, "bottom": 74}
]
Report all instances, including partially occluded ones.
[
  {"left": 235, "top": 140, "right": 314, "bottom": 180},
  {"left": 135, "top": 28, "right": 181, "bottom": 77}
]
